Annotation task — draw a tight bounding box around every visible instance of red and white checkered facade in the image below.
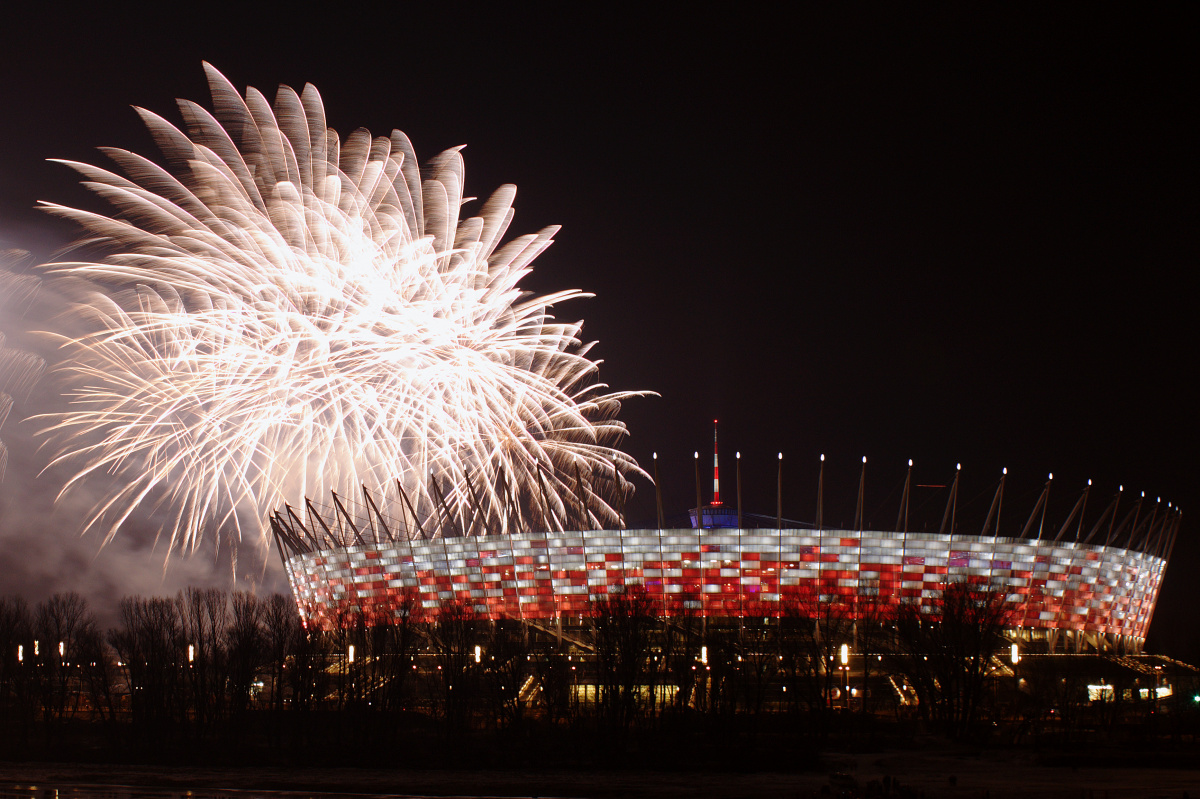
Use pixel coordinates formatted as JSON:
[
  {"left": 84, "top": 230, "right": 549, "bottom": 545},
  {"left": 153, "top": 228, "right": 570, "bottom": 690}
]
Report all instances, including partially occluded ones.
[{"left": 286, "top": 528, "right": 1165, "bottom": 642}]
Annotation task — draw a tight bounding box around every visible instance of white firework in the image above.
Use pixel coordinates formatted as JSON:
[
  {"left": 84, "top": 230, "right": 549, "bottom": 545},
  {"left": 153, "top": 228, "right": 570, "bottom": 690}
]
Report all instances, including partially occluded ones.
[{"left": 36, "top": 63, "right": 644, "bottom": 556}]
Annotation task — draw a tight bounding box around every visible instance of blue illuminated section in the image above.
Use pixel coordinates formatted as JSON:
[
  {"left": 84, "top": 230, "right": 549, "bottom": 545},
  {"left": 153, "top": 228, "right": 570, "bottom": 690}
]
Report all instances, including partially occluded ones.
[{"left": 689, "top": 506, "right": 742, "bottom": 528}]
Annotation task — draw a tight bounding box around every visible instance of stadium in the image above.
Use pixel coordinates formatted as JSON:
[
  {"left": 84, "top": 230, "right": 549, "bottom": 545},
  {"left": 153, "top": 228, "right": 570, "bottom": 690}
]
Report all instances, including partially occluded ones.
[{"left": 273, "top": 446, "right": 1178, "bottom": 656}]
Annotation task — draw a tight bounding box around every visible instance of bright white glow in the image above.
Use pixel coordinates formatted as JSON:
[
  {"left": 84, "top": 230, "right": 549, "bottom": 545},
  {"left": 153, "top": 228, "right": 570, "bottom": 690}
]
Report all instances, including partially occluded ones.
[
  {"left": 908, "top": 458, "right": 912, "bottom": 467},
  {"left": 474, "top": 644, "right": 482, "bottom": 663},
  {"left": 701, "top": 645, "right": 708, "bottom": 665},
  {"left": 736, "top": 452, "right": 741, "bottom": 460},
  {"left": 58, "top": 641, "right": 64, "bottom": 658},
  {"left": 347, "top": 645, "right": 355, "bottom": 663},
  {"left": 1088, "top": 479, "right": 1092, "bottom": 486},
  {"left": 33, "top": 640, "right": 38, "bottom": 657},
  {"left": 840, "top": 643, "right": 849, "bottom": 665},
  {"left": 188, "top": 644, "right": 195, "bottom": 663},
  {"left": 778, "top": 452, "right": 782, "bottom": 460},
  {"left": 33, "top": 65, "right": 644, "bottom": 554},
  {"left": 16, "top": 645, "right": 22, "bottom": 663},
  {"left": 820, "top": 453, "right": 825, "bottom": 462},
  {"left": 1049, "top": 473, "right": 1054, "bottom": 480},
  {"left": 956, "top": 463, "right": 961, "bottom": 471},
  {"left": 1010, "top": 643, "right": 1019, "bottom": 665},
  {"left": 862, "top": 456, "right": 867, "bottom": 464},
  {"left": 1003, "top": 467, "right": 1007, "bottom": 475}
]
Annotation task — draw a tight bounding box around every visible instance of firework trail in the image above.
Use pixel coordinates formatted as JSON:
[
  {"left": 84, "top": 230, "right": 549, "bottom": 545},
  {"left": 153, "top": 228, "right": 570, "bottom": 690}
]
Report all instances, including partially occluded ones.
[{"left": 32, "top": 64, "right": 644, "bottom": 557}]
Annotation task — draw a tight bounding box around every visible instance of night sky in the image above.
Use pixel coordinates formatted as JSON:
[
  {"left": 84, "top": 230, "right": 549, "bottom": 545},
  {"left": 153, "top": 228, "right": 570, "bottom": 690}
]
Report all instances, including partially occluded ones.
[{"left": 0, "top": 8, "right": 1194, "bottom": 653}]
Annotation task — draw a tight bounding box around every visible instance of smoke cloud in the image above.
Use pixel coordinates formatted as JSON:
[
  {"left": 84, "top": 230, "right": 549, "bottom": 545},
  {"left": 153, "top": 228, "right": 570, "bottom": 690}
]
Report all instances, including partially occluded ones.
[{"left": 1, "top": 244, "right": 286, "bottom": 623}]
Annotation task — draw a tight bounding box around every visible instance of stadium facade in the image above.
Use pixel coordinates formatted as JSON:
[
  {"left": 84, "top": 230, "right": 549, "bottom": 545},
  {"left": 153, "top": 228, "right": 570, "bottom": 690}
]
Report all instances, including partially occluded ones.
[{"left": 274, "top": 461, "right": 1179, "bottom": 655}]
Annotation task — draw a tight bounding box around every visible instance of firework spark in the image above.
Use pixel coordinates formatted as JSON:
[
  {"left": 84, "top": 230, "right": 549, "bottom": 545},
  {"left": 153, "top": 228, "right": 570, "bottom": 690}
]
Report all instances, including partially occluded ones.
[{"left": 33, "top": 64, "right": 645, "bottom": 556}]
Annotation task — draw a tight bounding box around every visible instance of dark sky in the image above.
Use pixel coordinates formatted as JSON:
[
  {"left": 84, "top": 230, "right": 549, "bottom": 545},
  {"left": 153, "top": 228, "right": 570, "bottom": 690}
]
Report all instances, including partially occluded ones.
[{"left": 0, "top": 8, "right": 1194, "bottom": 651}]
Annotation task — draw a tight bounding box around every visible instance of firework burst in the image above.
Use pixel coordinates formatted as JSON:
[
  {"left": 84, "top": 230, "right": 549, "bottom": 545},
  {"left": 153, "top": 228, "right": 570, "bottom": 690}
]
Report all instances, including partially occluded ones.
[{"left": 35, "top": 64, "right": 645, "bottom": 556}]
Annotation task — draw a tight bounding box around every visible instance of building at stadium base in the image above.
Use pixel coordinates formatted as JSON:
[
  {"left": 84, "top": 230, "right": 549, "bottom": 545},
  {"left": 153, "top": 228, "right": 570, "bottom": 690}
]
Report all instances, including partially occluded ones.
[{"left": 273, "top": 462, "right": 1179, "bottom": 656}]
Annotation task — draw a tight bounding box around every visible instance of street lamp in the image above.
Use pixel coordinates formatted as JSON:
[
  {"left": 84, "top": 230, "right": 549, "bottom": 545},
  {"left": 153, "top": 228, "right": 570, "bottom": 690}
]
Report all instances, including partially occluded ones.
[
  {"left": 1010, "top": 642, "right": 1021, "bottom": 715},
  {"left": 840, "top": 644, "right": 850, "bottom": 709}
]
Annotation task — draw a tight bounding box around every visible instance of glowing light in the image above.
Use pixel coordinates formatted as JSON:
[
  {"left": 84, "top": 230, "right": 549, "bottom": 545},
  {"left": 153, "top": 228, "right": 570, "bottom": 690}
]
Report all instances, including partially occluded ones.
[
  {"left": 840, "top": 643, "right": 849, "bottom": 665},
  {"left": 188, "top": 644, "right": 195, "bottom": 663},
  {"left": 347, "top": 645, "right": 355, "bottom": 663},
  {"left": 1010, "top": 643, "right": 1019, "bottom": 665},
  {"left": 474, "top": 645, "right": 482, "bottom": 663},
  {"left": 16, "top": 645, "right": 22, "bottom": 663},
  {"left": 701, "top": 645, "right": 708, "bottom": 665},
  {"left": 32, "top": 65, "right": 644, "bottom": 554}
]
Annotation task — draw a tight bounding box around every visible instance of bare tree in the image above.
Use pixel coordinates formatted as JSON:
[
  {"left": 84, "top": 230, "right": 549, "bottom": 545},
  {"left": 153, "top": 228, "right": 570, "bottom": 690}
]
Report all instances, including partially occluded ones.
[
  {"left": 225, "top": 591, "right": 265, "bottom": 719},
  {"left": 33, "top": 592, "right": 95, "bottom": 725},
  {"left": 0, "top": 596, "right": 34, "bottom": 733},
  {"left": 534, "top": 645, "right": 575, "bottom": 725},
  {"left": 108, "top": 596, "right": 185, "bottom": 735},
  {"left": 177, "top": 587, "right": 229, "bottom": 730},
  {"left": 429, "top": 600, "right": 480, "bottom": 732},
  {"left": 660, "top": 594, "right": 702, "bottom": 714},
  {"left": 482, "top": 617, "right": 531, "bottom": 729},
  {"left": 74, "top": 623, "right": 117, "bottom": 723},
  {"left": 891, "top": 579, "right": 1013, "bottom": 738},
  {"left": 589, "top": 586, "right": 657, "bottom": 734},
  {"left": 733, "top": 617, "right": 779, "bottom": 721},
  {"left": 371, "top": 589, "right": 424, "bottom": 715},
  {"left": 286, "top": 622, "right": 332, "bottom": 718},
  {"left": 851, "top": 583, "right": 894, "bottom": 719},
  {"left": 780, "top": 593, "right": 854, "bottom": 740},
  {"left": 261, "top": 593, "right": 300, "bottom": 718}
]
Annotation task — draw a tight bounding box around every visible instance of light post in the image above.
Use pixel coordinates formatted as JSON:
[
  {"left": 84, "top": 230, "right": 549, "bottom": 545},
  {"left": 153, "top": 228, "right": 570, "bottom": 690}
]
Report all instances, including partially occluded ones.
[
  {"left": 840, "top": 643, "right": 850, "bottom": 710},
  {"left": 1010, "top": 641, "right": 1020, "bottom": 718}
]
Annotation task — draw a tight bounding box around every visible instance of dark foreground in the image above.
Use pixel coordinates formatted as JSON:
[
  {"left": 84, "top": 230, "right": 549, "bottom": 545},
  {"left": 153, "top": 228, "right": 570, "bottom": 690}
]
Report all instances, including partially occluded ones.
[{"left": 3, "top": 751, "right": 1199, "bottom": 799}]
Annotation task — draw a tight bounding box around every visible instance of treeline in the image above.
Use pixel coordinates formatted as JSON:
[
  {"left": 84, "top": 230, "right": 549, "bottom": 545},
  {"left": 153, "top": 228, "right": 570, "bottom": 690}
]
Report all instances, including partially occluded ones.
[{"left": 0, "top": 583, "right": 1187, "bottom": 765}]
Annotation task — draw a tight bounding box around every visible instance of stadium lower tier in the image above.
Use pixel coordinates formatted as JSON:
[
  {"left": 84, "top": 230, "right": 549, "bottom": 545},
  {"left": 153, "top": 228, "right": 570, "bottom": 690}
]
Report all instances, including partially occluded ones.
[{"left": 284, "top": 528, "right": 1164, "bottom": 643}]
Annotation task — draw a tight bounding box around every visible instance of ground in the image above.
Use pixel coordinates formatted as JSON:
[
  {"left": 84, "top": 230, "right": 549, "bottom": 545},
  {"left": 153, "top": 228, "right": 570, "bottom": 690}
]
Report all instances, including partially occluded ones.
[{"left": 2, "top": 750, "right": 1199, "bottom": 799}]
